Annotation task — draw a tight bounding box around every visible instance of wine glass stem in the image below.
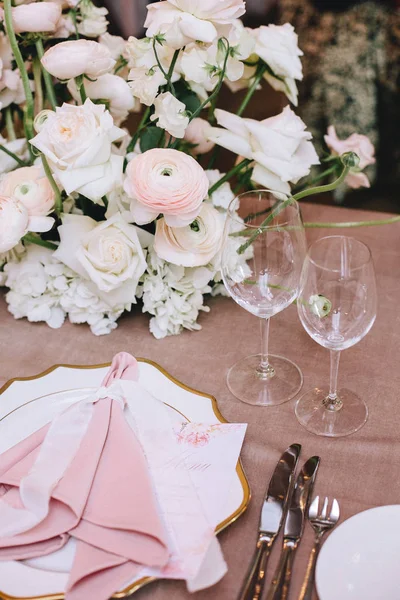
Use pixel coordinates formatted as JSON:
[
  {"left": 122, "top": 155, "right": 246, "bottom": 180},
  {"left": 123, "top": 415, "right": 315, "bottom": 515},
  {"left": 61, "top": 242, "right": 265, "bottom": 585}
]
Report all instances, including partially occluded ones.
[
  {"left": 257, "top": 318, "right": 275, "bottom": 379},
  {"left": 324, "top": 350, "right": 343, "bottom": 411}
]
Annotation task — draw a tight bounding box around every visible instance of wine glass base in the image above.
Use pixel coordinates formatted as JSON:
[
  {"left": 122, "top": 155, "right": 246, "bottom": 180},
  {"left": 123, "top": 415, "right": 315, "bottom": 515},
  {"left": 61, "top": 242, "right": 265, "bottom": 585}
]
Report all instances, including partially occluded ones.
[
  {"left": 295, "top": 387, "right": 368, "bottom": 437},
  {"left": 227, "top": 354, "right": 303, "bottom": 406}
]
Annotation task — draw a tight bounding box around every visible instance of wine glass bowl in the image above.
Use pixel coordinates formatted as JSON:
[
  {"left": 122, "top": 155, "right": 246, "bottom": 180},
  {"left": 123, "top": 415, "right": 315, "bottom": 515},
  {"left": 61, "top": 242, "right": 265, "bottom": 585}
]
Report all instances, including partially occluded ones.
[
  {"left": 296, "top": 235, "right": 377, "bottom": 437},
  {"left": 221, "top": 190, "right": 306, "bottom": 406}
]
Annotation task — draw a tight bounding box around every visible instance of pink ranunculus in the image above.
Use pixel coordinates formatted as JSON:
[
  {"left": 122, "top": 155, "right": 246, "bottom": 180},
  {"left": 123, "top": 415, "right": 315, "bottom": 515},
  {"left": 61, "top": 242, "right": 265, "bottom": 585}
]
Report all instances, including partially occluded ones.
[
  {"left": 12, "top": 2, "right": 62, "bottom": 34},
  {"left": 124, "top": 148, "right": 209, "bottom": 227},
  {"left": 324, "top": 126, "right": 376, "bottom": 171},
  {"left": 184, "top": 117, "right": 215, "bottom": 155},
  {"left": 0, "top": 166, "right": 55, "bottom": 217},
  {"left": 41, "top": 40, "right": 115, "bottom": 81},
  {"left": 0, "top": 195, "right": 28, "bottom": 253}
]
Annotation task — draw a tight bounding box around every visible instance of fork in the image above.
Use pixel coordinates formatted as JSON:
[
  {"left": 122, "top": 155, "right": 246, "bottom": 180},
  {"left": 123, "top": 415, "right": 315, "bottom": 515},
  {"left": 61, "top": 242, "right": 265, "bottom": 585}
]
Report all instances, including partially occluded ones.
[{"left": 298, "top": 496, "right": 340, "bottom": 600}]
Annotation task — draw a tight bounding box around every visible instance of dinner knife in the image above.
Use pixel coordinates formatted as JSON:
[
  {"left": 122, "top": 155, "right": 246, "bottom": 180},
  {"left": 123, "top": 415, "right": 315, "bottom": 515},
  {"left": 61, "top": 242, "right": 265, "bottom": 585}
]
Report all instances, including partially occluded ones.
[
  {"left": 266, "top": 455, "right": 320, "bottom": 600},
  {"left": 237, "top": 443, "right": 301, "bottom": 600}
]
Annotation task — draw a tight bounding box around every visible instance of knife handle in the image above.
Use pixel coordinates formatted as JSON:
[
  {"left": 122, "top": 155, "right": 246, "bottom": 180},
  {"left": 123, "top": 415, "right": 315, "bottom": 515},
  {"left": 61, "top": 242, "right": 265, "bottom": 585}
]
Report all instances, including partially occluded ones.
[
  {"left": 237, "top": 533, "right": 274, "bottom": 600},
  {"left": 265, "top": 539, "right": 297, "bottom": 600}
]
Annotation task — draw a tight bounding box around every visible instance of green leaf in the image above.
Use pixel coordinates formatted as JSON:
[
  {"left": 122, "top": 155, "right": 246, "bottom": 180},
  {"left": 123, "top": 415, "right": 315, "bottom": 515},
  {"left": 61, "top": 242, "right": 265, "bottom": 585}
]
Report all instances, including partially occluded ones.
[
  {"left": 173, "top": 80, "right": 201, "bottom": 114},
  {"left": 139, "top": 126, "right": 164, "bottom": 152}
]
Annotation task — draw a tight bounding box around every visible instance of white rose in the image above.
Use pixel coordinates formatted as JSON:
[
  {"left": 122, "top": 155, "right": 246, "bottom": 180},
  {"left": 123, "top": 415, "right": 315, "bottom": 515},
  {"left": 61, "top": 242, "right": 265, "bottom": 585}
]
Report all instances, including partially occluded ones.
[
  {"left": 30, "top": 100, "right": 126, "bottom": 202},
  {"left": 154, "top": 202, "right": 224, "bottom": 267},
  {"left": 254, "top": 24, "right": 303, "bottom": 105},
  {"left": 41, "top": 40, "right": 115, "bottom": 81},
  {"left": 208, "top": 106, "right": 319, "bottom": 194},
  {"left": 144, "top": 0, "right": 246, "bottom": 49},
  {"left": 68, "top": 74, "right": 135, "bottom": 125},
  {"left": 184, "top": 118, "right": 215, "bottom": 155},
  {"left": 128, "top": 66, "right": 165, "bottom": 107},
  {"left": 54, "top": 213, "right": 146, "bottom": 306},
  {"left": 150, "top": 92, "right": 189, "bottom": 139},
  {"left": 0, "top": 136, "right": 28, "bottom": 174}
]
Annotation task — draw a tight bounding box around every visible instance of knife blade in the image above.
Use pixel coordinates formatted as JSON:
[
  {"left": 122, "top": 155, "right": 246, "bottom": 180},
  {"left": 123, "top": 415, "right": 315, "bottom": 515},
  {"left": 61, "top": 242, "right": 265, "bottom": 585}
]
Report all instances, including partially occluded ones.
[
  {"left": 266, "top": 455, "right": 320, "bottom": 600},
  {"left": 237, "top": 443, "right": 301, "bottom": 600}
]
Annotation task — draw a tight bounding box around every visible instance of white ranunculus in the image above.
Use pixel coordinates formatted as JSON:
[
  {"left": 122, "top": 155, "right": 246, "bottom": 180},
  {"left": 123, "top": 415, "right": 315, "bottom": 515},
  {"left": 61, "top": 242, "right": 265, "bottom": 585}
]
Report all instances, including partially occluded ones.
[
  {"left": 54, "top": 213, "right": 146, "bottom": 306},
  {"left": 0, "top": 195, "right": 53, "bottom": 253},
  {"left": 68, "top": 74, "right": 135, "bottom": 125},
  {"left": 30, "top": 100, "right": 126, "bottom": 202},
  {"left": 76, "top": 0, "right": 108, "bottom": 37},
  {"left": 154, "top": 202, "right": 224, "bottom": 267},
  {"left": 150, "top": 92, "right": 189, "bottom": 139},
  {"left": 254, "top": 23, "right": 303, "bottom": 106},
  {"left": 128, "top": 66, "right": 166, "bottom": 107},
  {"left": 0, "top": 136, "right": 28, "bottom": 175},
  {"left": 41, "top": 39, "right": 115, "bottom": 81},
  {"left": 144, "top": 0, "right": 246, "bottom": 49},
  {"left": 208, "top": 106, "right": 319, "bottom": 193}
]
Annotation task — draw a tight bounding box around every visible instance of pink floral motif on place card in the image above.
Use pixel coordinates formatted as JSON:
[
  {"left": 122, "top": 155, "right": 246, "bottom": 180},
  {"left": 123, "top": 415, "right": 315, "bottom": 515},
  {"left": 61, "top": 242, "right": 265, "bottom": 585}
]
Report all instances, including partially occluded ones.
[{"left": 175, "top": 422, "right": 242, "bottom": 447}]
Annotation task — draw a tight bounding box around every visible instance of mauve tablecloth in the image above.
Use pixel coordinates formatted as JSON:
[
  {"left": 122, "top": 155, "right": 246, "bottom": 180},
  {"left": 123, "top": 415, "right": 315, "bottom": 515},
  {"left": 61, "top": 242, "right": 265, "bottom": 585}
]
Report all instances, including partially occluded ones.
[{"left": 1, "top": 203, "right": 400, "bottom": 600}]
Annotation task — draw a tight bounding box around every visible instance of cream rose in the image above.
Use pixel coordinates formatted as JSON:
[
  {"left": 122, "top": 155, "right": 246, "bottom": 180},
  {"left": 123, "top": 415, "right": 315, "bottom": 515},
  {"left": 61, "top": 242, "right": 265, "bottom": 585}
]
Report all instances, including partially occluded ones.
[
  {"left": 208, "top": 106, "right": 319, "bottom": 194},
  {"left": 154, "top": 203, "right": 224, "bottom": 267},
  {"left": 67, "top": 74, "right": 135, "bottom": 125},
  {"left": 30, "top": 100, "right": 125, "bottom": 202},
  {"left": 0, "top": 166, "right": 55, "bottom": 217},
  {"left": 41, "top": 40, "right": 115, "bottom": 81},
  {"left": 184, "top": 118, "right": 215, "bottom": 155},
  {"left": 144, "top": 0, "right": 245, "bottom": 48},
  {"left": 11, "top": 2, "right": 61, "bottom": 34},
  {"left": 54, "top": 213, "right": 146, "bottom": 306},
  {"left": 124, "top": 148, "right": 209, "bottom": 227},
  {"left": 150, "top": 92, "right": 189, "bottom": 139},
  {"left": 0, "top": 195, "right": 54, "bottom": 253}
]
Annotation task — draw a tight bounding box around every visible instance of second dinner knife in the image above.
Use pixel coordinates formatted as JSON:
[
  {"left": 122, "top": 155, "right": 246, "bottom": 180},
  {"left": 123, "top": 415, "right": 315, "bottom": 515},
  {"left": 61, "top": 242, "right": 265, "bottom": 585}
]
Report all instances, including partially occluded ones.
[
  {"left": 266, "top": 455, "right": 320, "bottom": 600},
  {"left": 237, "top": 443, "right": 301, "bottom": 600}
]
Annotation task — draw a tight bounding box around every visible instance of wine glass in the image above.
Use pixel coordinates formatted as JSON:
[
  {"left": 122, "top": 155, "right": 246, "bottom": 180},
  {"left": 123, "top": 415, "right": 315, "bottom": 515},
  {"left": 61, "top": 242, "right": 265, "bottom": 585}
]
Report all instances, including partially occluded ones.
[
  {"left": 296, "top": 235, "right": 377, "bottom": 437},
  {"left": 221, "top": 190, "right": 307, "bottom": 406}
]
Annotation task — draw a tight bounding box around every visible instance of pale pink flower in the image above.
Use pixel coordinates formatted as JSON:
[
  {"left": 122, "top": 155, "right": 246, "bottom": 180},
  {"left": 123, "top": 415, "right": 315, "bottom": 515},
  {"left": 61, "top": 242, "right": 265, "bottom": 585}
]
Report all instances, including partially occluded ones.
[
  {"left": 0, "top": 195, "right": 53, "bottom": 254},
  {"left": 124, "top": 148, "right": 209, "bottom": 227},
  {"left": 11, "top": 2, "right": 61, "bottom": 34},
  {"left": 41, "top": 40, "right": 115, "bottom": 81},
  {"left": 184, "top": 118, "right": 215, "bottom": 155},
  {"left": 0, "top": 166, "right": 55, "bottom": 217},
  {"left": 324, "top": 126, "right": 376, "bottom": 189}
]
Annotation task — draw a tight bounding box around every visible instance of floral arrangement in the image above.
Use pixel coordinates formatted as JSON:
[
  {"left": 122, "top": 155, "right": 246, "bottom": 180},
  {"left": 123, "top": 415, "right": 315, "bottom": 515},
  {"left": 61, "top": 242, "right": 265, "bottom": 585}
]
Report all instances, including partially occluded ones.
[{"left": 0, "top": 0, "right": 387, "bottom": 338}]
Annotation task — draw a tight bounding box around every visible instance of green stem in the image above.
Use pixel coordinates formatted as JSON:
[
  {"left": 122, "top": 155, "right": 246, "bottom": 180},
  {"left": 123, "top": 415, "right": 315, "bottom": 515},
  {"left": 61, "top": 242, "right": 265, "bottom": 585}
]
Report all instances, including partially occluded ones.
[
  {"left": 125, "top": 105, "right": 151, "bottom": 159},
  {"left": 5, "top": 108, "right": 16, "bottom": 141},
  {"left": 236, "top": 63, "right": 267, "bottom": 117},
  {"left": 208, "top": 158, "right": 251, "bottom": 196},
  {"left": 23, "top": 233, "right": 58, "bottom": 251},
  {"left": 292, "top": 165, "right": 351, "bottom": 201},
  {"left": 152, "top": 38, "right": 169, "bottom": 79},
  {"left": 41, "top": 156, "right": 62, "bottom": 215},
  {"left": 0, "top": 144, "right": 26, "bottom": 166},
  {"left": 32, "top": 56, "right": 44, "bottom": 115},
  {"left": 237, "top": 197, "right": 294, "bottom": 255},
  {"left": 293, "top": 164, "right": 339, "bottom": 195},
  {"left": 35, "top": 39, "right": 57, "bottom": 111},
  {"left": 166, "top": 48, "right": 179, "bottom": 93},
  {"left": 189, "top": 39, "right": 230, "bottom": 122},
  {"left": 304, "top": 216, "right": 400, "bottom": 228},
  {"left": 4, "top": 0, "right": 34, "bottom": 139}
]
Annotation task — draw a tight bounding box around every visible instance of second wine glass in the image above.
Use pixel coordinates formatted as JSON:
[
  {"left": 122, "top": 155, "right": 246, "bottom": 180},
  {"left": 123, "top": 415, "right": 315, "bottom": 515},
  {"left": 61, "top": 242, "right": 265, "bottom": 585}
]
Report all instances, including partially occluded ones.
[{"left": 221, "top": 190, "right": 306, "bottom": 406}]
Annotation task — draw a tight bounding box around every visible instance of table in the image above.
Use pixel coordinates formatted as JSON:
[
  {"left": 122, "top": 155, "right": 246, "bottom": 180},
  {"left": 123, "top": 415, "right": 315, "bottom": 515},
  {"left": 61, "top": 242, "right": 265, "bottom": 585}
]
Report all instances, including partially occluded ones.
[{"left": 1, "top": 203, "right": 400, "bottom": 600}]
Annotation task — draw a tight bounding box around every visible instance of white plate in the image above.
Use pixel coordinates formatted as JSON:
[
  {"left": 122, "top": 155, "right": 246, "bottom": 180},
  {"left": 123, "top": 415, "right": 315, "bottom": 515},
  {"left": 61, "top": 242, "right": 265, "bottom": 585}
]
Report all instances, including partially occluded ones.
[
  {"left": 0, "top": 359, "right": 250, "bottom": 599},
  {"left": 316, "top": 505, "right": 400, "bottom": 600}
]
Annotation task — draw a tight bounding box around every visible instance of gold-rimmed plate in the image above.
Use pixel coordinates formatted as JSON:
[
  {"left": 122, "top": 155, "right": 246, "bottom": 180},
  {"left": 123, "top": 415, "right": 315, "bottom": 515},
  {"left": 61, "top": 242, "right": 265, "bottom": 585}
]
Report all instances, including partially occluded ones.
[{"left": 0, "top": 359, "right": 250, "bottom": 600}]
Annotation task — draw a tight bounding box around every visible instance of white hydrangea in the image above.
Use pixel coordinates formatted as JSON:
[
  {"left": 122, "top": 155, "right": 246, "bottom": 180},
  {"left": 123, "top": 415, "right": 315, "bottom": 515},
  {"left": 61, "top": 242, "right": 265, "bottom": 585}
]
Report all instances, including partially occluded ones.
[
  {"left": 0, "top": 243, "right": 25, "bottom": 286},
  {"left": 4, "top": 245, "right": 126, "bottom": 335},
  {"left": 141, "top": 248, "right": 213, "bottom": 339}
]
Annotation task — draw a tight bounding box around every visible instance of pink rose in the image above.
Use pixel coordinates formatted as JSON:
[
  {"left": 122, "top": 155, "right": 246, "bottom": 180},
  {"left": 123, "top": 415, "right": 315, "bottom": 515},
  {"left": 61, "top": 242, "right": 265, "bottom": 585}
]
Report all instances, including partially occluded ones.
[
  {"left": 184, "top": 117, "right": 215, "bottom": 155},
  {"left": 12, "top": 2, "right": 61, "bottom": 34},
  {"left": 0, "top": 166, "right": 55, "bottom": 217},
  {"left": 124, "top": 148, "right": 209, "bottom": 227},
  {"left": 41, "top": 40, "right": 115, "bottom": 81},
  {"left": 324, "top": 126, "right": 375, "bottom": 170}
]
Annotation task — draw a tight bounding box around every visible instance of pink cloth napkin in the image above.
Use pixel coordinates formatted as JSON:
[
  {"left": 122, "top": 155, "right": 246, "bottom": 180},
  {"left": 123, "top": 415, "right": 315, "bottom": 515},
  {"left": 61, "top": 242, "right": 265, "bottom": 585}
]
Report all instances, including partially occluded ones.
[{"left": 0, "top": 353, "right": 170, "bottom": 600}]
